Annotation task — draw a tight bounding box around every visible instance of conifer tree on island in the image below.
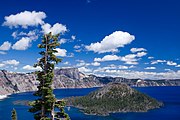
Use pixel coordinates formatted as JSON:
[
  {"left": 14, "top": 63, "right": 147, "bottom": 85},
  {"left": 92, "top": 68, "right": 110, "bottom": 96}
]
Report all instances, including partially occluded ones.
[
  {"left": 29, "top": 32, "right": 70, "bottom": 120},
  {"left": 11, "top": 108, "right": 17, "bottom": 120}
]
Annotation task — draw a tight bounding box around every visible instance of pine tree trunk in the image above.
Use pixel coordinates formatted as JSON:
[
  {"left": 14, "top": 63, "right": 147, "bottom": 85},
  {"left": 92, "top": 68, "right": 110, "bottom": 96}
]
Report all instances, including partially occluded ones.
[
  {"left": 51, "top": 101, "right": 55, "bottom": 120},
  {"left": 41, "top": 106, "right": 45, "bottom": 118},
  {"left": 41, "top": 35, "right": 48, "bottom": 118}
]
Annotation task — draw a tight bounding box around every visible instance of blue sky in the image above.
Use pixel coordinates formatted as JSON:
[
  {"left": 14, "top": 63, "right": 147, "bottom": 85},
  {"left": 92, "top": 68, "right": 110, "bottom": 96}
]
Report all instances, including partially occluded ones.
[{"left": 0, "top": 0, "right": 180, "bottom": 79}]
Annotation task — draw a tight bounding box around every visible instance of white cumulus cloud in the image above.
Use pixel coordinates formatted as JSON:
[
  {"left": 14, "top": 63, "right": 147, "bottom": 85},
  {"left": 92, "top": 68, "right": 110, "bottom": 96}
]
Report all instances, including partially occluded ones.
[
  {"left": 175, "top": 65, "right": 180, "bottom": 68},
  {"left": 148, "top": 56, "right": 154, "bottom": 59},
  {"left": 75, "top": 60, "right": 90, "bottom": 67},
  {"left": 19, "top": 30, "right": 39, "bottom": 40},
  {"left": 2, "top": 59, "right": 19, "bottom": 66},
  {"left": 0, "top": 41, "right": 11, "bottom": 51},
  {"left": 12, "top": 37, "right": 31, "bottom": 50},
  {"left": 12, "top": 31, "right": 18, "bottom": 39},
  {"left": 78, "top": 67, "right": 92, "bottom": 73},
  {"left": 3, "top": 11, "right": 46, "bottom": 28},
  {"left": 120, "top": 52, "right": 146, "bottom": 65},
  {"left": 54, "top": 48, "right": 67, "bottom": 57},
  {"left": 151, "top": 60, "right": 166, "bottom": 64},
  {"left": 11, "top": 30, "right": 39, "bottom": 50},
  {"left": 74, "top": 45, "right": 81, "bottom": 49},
  {"left": 119, "top": 65, "right": 129, "bottom": 69},
  {"left": 166, "top": 61, "right": 177, "bottom": 66},
  {"left": 71, "top": 35, "right": 76, "bottom": 40},
  {"left": 91, "top": 62, "right": 101, "bottom": 66},
  {"left": 120, "top": 54, "right": 138, "bottom": 65},
  {"left": 130, "top": 48, "right": 146, "bottom": 53},
  {"left": 41, "top": 23, "right": 67, "bottom": 35},
  {"left": 94, "top": 52, "right": 147, "bottom": 65},
  {"left": 63, "top": 62, "right": 69, "bottom": 65},
  {"left": 22, "top": 65, "right": 41, "bottom": 71},
  {"left": 86, "top": 31, "right": 135, "bottom": 53},
  {"left": 144, "top": 67, "right": 156, "bottom": 70},
  {"left": 59, "top": 38, "right": 67, "bottom": 44},
  {"left": 165, "top": 69, "right": 172, "bottom": 71},
  {"left": 0, "top": 63, "right": 5, "bottom": 67},
  {"left": 94, "top": 55, "right": 120, "bottom": 62},
  {"left": 136, "top": 52, "right": 147, "bottom": 57},
  {"left": 95, "top": 69, "right": 180, "bottom": 79}
]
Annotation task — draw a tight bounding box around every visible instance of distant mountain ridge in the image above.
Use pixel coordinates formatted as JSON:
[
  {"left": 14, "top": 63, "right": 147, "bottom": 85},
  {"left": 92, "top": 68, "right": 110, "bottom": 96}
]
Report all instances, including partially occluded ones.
[{"left": 0, "top": 68, "right": 180, "bottom": 95}]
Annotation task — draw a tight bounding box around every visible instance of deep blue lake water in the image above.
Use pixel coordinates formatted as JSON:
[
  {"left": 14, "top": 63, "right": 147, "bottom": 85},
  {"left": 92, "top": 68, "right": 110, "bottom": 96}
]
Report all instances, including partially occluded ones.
[{"left": 0, "top": 86, "right": 180, "bottom": 120}]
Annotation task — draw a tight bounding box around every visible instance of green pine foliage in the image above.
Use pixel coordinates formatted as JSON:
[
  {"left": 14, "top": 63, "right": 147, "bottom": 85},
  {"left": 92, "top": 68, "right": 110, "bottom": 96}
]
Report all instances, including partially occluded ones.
[
  {"left": 11, "top": 108, "right": 17, "bottom": 120},
  {"left": 29, "top": 32, "right": 70, "bottom": 120},
  {"left": 67, "top": 83, "right": 162, "bottom": 116}
]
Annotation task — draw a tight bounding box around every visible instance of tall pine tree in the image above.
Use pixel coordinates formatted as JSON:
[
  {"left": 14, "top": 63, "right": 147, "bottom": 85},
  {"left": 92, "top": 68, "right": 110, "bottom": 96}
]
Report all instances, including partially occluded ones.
[
  {"left": 29, "top": 32, "right": 70, "bottom": 120},
  {"left": 11, "top": 108, "right": 17, "bottom": 120}
]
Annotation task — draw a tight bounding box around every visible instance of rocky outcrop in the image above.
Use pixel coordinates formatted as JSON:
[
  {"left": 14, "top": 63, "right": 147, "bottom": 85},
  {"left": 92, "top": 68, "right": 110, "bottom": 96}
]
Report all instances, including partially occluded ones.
[
  {"left": 54, "top": 68, "right": 82, "bottom": 80},
  {"left": 67, "top": 83, "right": 163, "bottom": 115},
  {"left": 0, "top": 68, "right": 180, "bottom": 95}
]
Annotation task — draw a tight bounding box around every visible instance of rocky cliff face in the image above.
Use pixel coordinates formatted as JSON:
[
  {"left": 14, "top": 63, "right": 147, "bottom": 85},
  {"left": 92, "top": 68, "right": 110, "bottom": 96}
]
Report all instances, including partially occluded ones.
[
  {"left": 0, "top": 68, "right": 180, "bottom": 95},
  {"left": 0, "top": 70, "right": 37, "bottom": 95}
]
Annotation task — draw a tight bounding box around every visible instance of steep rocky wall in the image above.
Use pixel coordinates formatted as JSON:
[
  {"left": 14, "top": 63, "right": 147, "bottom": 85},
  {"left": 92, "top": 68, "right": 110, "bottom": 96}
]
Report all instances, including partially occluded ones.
[{"left": 0, "top": 68, "right": 180, "bottom": 95}]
